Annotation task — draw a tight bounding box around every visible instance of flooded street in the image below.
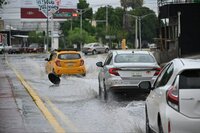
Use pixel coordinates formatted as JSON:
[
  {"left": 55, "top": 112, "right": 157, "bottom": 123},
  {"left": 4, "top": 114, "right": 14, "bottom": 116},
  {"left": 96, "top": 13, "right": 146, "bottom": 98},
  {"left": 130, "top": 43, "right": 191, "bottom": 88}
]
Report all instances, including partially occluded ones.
[{"left": 5, "top": 53, "right": 146, "bottom": 133}]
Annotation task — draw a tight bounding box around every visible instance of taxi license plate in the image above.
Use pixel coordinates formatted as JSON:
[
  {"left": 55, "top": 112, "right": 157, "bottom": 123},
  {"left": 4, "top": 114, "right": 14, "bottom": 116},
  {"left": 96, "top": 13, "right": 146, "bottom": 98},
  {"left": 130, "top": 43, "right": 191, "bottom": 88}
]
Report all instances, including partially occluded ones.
[{"left": 67, "top": 63, "right": 74, "bottom": 66}]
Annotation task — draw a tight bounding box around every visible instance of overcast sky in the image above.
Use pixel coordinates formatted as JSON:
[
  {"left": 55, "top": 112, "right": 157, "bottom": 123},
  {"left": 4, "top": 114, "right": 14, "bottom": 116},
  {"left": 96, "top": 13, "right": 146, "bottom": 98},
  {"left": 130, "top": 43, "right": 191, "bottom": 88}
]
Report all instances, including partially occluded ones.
[{"left": 87, "top": 0, "right": 157, "bottom": 13}]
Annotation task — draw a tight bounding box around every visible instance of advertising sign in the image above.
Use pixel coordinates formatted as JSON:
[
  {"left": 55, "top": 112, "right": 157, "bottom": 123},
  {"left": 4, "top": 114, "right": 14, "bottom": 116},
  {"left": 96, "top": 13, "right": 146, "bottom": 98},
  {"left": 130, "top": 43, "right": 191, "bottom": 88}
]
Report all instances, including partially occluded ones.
[
  {"left": 36, "top": 0, "right": 60, "bottom": 17},
  {"left": 21, "top": 0, "right": 78, "bottom": 19}
]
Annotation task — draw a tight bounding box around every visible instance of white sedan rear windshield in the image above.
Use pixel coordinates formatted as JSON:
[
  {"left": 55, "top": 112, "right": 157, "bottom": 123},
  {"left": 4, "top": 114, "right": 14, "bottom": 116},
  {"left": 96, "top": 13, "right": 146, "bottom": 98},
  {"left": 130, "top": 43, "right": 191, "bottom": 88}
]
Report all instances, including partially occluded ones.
[
  {"left": 115, "top": 54, "right": 155, "bottom": 63},
  {"left": 179, "top": 69, "right": 200, "bottom": 89},
  {"left": 58, "top": 54, "right": 81, "bottom": 60}
]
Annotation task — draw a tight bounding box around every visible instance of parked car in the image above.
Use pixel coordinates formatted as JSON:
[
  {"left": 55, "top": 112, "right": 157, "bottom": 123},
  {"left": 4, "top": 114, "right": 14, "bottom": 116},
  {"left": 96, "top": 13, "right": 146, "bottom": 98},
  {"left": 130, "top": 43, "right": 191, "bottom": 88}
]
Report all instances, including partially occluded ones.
[
  {"left": 26, "top": 43, "right": 44, "bottom": 53},
  {"left": 139, "top": 58, "right": 200, "bottom": 133},
  {"left": 0, "top": 43, "right": 4, "bottom": 54},
  {"left": 96, "top": 50, "right": 161, "bottom": 100},
  {"left": 45, "top": 49, "right": 86, "bottom": 77},
  {"left": 0, "top": 43, "right": 12, "bottom": 54},
  {"left": 82, "top": 42, "right": 109, "bottom": 55},
  {"left": 8, "top": 44, "right": 22, "bottom": 54}
]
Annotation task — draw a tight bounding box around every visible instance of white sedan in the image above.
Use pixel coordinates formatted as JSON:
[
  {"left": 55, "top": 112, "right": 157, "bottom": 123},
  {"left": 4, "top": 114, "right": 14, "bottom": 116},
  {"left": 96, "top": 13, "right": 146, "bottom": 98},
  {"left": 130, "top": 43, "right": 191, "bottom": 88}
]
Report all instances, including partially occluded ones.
[
  {"left": 96, "top": 50, "right": 160, "bottom": 100},
  {"left": 82, "top": 42, "right": 109, "bottom": 55}
]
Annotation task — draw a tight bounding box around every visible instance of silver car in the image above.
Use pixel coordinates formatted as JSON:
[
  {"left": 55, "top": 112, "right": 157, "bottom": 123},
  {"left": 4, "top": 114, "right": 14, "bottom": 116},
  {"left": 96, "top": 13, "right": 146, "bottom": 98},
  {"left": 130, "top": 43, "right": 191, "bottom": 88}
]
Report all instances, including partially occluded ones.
[
  {"left": 139, "top": 58, "right": 200, "bottom": 133},
  {"left": 96, "top": 50, "right": 161, "bottom": 99},
  {"left": 82, "top": 42, "right": 109, "bottom": 55}
]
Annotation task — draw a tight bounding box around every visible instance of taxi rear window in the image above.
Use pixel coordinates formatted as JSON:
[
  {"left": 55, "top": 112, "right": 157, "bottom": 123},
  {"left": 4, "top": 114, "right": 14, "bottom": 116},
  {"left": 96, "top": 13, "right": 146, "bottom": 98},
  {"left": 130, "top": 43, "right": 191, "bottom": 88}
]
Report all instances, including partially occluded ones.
[{"left": 58, "top": 53, "right": 81, "bottom": 60}]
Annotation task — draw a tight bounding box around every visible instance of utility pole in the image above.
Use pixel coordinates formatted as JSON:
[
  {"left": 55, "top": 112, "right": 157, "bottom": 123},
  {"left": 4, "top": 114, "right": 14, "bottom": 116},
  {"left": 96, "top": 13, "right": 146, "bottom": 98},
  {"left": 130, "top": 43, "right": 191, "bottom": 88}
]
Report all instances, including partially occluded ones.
[
  {"left": 79, "top": 8, "right": 91, "bottom": 51},
  {"left": 106, "top": 5, "right": 108, "bottom": 33},
  {"left": 46, "top": 1, "right": 49, "bottom": 52},
  {"left": 125, "top": 14, "right": 138, "bottom": 49},
  {"left": 135, "top": 17, "right": 138, "bottom": 49},
  {"left": 80, "top": 9, "right": 83, "bottom": 51},
  {"left": 139, "top": 17, "right": 142, "bottom": 50},
  {"left": 51, "top": 15, "right": 54, "bottom": 51},
  {"left": 178, "top": 11, "right": 181, "bottom": 57},
  {"left": 126, "top": 13, "right": 154, "bottom": 50}
]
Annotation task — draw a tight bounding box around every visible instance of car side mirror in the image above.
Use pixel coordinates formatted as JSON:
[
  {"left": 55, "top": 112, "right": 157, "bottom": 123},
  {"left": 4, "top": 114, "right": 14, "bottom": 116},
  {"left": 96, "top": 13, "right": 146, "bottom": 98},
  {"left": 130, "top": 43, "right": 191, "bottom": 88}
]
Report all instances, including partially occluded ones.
[
  {"left": 139, "top": 81, "right": 152, "bottom": 90},
  {"left": 96, "top": 62, "right": 103, "bottom": 67},
  {"left": 45, "top": 58, "right": 49, "bottom": 61}
]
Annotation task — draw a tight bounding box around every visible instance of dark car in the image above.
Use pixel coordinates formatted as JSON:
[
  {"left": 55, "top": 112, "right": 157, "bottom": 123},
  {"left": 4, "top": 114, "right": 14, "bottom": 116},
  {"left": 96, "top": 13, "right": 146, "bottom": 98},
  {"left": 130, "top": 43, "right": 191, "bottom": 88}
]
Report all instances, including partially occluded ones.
[{"left": 26, "top": 43, "right": 44, "bottom": 53}]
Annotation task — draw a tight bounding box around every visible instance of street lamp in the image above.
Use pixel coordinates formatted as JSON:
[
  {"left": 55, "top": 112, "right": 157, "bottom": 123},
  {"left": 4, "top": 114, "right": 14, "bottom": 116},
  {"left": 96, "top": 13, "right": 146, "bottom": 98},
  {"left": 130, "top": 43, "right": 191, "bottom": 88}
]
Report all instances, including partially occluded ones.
[
  {"left": 46, "top": 1, "right": 49, "bottom": 52},
  {"left": 125, "top": 14, "right": 139, "bottom": 49},
  {"left": 77, "top": 8, "right": 91, "bottom": 50},
  {"left": 126, "top": 13, "right": 155, "bottom": 49},
  {"left": 138, "top": 13, "right": 154, "bottom": 49}
]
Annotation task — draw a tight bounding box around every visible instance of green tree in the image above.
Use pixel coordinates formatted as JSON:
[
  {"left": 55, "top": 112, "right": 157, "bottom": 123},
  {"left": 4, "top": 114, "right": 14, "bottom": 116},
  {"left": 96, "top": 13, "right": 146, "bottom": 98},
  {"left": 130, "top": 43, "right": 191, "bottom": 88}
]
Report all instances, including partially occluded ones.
[
  {"left": 0, "top": 0, "right": 4, "bottom": 8},
  {"left": 60, "top": 0, "right": 95, "bottom": 45},
  {"left": 67, "top": 28, "right": 96, "bottom": 49},
  {"left": 120, "top": 0, "right": 143, "bottom": 10},
  {"left": 28, "top": 31, "right": 44, "bottom": 44},
  {"left": 95, "top": 6, "right": 125, "bottom": 45},
  {"left": 127, "top": 7, "right": 159, "bottom": 45},
  {"left": 77, "top": 0, "right": 93, "bottom": 20}
]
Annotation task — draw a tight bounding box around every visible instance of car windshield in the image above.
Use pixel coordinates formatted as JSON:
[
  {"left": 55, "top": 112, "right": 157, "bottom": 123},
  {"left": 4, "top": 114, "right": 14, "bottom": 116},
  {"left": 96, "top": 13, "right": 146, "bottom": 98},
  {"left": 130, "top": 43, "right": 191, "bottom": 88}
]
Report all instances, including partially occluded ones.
[
  {"left": 58, "top": 53, "right": 81, "bottom": 60},
  {"left": 179, "top": 69, "right": 200, "bottom": 89},
  {"left": 29, "top": 44, "right": 38, "bottom": 48},
  {"left": 85, "top": 43, "right": 94, "bottom": 47},
  {"left": 115, "top": 54, "right": 155, "bottom": 63},
  {"left": 13, "top": 45, "right": 21, "bottom": 48}
]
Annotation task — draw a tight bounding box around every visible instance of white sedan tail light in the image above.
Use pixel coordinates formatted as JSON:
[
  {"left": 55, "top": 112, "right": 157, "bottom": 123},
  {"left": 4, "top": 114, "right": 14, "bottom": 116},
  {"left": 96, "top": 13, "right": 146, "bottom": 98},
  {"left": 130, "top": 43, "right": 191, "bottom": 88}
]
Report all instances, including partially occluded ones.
[
  {"left": 109, "top": 68, "right": 121, "bottom": 76},
  {"left": 154, "top": 67, "right": 161, "bottom": 76},
  {"left": 167, "top": 86, "right": 179, "bottom": 111}
]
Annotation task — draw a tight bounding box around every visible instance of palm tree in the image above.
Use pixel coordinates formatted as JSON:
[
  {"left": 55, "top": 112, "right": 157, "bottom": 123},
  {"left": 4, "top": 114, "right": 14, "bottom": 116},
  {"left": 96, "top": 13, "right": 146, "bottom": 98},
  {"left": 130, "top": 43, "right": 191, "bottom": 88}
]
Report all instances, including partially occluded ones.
[
  {"left": 0, "top": 0, "right": 4, "bottom": 8},
  {"left": 120, "top": 0, "right": 143, "bottom": 10}
]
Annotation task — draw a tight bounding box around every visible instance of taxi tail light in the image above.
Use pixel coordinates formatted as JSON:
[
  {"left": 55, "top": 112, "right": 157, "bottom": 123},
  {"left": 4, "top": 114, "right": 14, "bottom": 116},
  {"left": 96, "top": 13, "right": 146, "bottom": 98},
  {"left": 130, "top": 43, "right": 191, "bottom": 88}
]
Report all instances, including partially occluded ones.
[
  {"left": 55, "top": 60, "right": 61, "bottom": 67},
  {"left": 80, "top": 59, "right": 84, "bottom": 66},
  {"left": 167, "top": 86, "right": 179, "bottom": 111},
  {"left": 109, "top": 68, "right": 121, "bottom": 76},
  {"left": 154, "top": 67, "right": 161, "bottom": 76}
]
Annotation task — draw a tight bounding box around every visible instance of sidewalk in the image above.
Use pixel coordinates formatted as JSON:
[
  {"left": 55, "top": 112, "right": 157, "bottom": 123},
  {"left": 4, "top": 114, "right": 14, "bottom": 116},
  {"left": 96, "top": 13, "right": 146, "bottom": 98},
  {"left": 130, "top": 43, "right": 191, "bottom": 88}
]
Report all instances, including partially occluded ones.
[
  {"left": 0, "top": 56, "right": 54, "bottom": 133},
  {"left": 0, "top": 60, "right": 27, "bottom": 133}
]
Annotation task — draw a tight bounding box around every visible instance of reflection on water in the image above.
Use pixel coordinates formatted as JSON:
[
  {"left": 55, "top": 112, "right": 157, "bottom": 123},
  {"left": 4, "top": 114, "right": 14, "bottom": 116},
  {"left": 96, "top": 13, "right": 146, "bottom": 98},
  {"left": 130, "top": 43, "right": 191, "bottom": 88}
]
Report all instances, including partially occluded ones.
[{"left": 7, "top": 54, "right": 146, "bottom": 133}]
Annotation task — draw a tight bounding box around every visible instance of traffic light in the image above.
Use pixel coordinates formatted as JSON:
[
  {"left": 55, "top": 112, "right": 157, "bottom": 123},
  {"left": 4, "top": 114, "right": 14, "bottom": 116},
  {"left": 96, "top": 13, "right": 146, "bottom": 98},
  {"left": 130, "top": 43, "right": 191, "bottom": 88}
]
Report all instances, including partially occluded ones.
[
  {"left": 72, "top": 13, "right": 78, "bottom": 17},
  {"left": 53, "top": 12, "right": 78, "bottom": 18}
]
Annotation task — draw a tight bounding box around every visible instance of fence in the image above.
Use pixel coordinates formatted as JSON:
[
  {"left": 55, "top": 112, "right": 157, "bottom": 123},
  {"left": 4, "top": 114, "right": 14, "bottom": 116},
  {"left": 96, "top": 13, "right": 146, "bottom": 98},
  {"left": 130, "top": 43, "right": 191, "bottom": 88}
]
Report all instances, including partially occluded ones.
[{"left": 158, "top": 0, "right": 200, "bottom": 6}]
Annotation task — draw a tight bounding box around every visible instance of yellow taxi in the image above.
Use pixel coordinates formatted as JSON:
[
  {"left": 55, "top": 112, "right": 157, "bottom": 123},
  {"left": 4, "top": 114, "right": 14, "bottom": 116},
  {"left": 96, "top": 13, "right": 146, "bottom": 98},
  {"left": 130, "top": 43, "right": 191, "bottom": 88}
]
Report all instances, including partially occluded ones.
[{"left": 45, "top": 49, "right": 86, "bottom": 77}]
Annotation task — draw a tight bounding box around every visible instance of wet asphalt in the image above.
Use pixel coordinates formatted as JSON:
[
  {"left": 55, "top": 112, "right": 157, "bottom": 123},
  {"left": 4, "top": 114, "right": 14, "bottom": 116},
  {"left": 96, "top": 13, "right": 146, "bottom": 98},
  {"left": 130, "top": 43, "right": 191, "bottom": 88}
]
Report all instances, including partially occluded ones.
[{"left": 0, "top": 55, "right": 53, "bottom": 133}]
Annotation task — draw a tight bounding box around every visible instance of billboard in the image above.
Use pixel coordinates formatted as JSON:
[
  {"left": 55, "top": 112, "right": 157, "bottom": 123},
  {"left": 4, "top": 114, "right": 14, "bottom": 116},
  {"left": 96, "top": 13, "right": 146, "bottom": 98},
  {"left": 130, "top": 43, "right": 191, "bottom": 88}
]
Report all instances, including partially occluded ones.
[{"left": 21, "top": 0, "right": 78, "bottom": 19}]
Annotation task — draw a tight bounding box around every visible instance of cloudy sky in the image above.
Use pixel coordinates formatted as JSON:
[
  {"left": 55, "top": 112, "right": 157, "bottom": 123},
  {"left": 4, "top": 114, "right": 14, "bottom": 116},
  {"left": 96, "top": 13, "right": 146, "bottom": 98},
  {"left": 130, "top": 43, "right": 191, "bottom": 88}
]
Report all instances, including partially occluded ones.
[{"left": 87, "top": 0, "right": 157, "bottom": 13}]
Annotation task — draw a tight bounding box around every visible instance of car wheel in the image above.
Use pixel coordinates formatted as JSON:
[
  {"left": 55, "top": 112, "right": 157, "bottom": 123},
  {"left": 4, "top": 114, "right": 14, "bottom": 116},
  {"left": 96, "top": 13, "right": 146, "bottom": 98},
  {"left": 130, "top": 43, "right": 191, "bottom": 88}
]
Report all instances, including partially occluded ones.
[
  {"left": 92, "top": 50, "right": 97, "bottom": 55},
  {"left": 52, "top": 69, "right": 61, "bottom": 77},
  {"left": 145, "top": 105, "right": 152, "bottom": 133},
  {"left": 158, "top": 117, "right": 164, "bottom": 133},
  {"left": 105, "top": 48, "right": 109, "bottom": 53},
  {"left": 103, "top": 80, "right": 108, "bottom": 100},
  {"left": 82, "top": 73, "right": 86, "bottom": 77},
  {"left": 98, "top": 79, "right": 102, "bottom": 98},
  {"left": 84, "top": 53, "right": 88, "bottom": 55}
]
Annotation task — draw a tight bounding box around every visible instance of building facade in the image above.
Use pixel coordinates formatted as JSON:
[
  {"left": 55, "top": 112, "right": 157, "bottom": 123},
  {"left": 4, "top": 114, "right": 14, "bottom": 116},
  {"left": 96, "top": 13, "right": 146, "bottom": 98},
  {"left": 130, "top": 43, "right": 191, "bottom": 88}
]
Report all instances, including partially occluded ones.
[
  {"left": 0, "top": 0, "right": 78, "bottom": 48},
  {"left": 155, "top": 0, "right": 200, "bottom": 63}
]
